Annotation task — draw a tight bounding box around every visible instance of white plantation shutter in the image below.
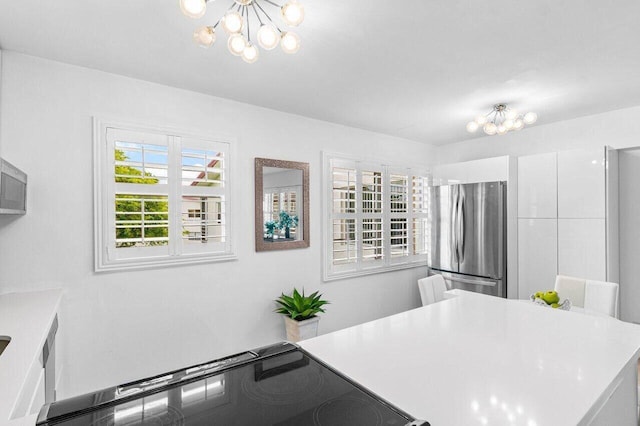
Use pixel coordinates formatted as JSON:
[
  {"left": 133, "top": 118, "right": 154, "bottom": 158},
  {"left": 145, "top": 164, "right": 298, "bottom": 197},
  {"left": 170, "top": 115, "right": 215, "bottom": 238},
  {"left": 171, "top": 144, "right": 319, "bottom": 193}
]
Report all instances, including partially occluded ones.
[
  {"left": 95, "top": 120, "right": 236, "bottom": 271},
  {"left": 324, "top": 153, "right": 429, "bottom": 280}
]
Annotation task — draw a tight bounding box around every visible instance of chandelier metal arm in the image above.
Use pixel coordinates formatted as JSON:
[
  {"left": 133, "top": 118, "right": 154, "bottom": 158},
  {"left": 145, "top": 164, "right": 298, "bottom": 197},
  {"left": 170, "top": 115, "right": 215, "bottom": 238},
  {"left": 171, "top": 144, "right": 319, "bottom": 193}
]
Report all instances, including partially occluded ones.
[
  {"left": 251, "top": 2, "right": 264, "bottom": 26},
  {"left": 254, "top": 1, "right": 283, "bottom": 33},
  {"left": 244, "top": 6, "right": 251, "bottom": 42},
  {"left": 262, "top": 0, "right": 283, "bottom": 9}
]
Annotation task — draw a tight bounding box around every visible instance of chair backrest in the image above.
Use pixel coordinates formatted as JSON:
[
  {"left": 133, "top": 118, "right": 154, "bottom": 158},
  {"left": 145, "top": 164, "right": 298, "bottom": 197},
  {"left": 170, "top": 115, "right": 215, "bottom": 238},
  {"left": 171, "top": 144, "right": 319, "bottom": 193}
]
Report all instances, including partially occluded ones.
[
  {"left": 418, "top": 275, "right": 448, "bottom": 306},
  {"left": 584, "top": 280, "right": 619, "bottom": 318},
  {"left": 554, "top": 275, "right": 586, "bottom": 308}
]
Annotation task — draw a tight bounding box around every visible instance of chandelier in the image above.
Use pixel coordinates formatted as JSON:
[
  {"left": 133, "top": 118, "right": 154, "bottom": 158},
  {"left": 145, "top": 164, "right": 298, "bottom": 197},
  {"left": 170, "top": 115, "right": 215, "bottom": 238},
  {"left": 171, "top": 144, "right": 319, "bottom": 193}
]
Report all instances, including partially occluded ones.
[
  {"left": 466, "top": 104, "right": 538, "bottom": 136},
  {"left": 179, "top": 0, "right": 305, "bottom": 64}
]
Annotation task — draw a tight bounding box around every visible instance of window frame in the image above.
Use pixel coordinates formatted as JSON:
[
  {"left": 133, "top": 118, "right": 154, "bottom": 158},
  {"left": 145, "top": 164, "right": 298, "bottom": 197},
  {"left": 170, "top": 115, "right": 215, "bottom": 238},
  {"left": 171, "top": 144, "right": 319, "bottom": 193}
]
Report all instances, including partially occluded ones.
[
  {"left": 94, "top": 117, "right": 237, "bottom": 272},
  {"left": 322, "top": 152, "right": 429, "bottom": 281}
]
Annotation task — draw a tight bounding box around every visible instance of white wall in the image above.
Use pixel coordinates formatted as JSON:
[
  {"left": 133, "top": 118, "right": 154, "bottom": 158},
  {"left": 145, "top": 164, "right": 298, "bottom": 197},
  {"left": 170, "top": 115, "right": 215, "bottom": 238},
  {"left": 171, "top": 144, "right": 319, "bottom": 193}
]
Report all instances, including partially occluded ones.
[
  {"left": 0, "top": 52, "right": 435, "bottom": 398},
  {"left": 619, "top": 148, "right": 640, "bottom": 323},
  {"left": 0, "top": 48, "right": 3, "bottom": 156}
]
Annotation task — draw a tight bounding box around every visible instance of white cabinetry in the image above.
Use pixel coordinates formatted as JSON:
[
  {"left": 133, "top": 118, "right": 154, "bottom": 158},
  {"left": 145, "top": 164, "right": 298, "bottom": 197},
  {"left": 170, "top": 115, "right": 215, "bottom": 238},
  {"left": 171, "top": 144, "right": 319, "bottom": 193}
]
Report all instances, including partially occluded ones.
[
  {"left": 431, "top": 155, "right": 510, "bottom": 185},
  {"left": 558, "top": 218, "right": 606, "bottom": 280},
  {"left": 518, "top": 152, "right": 557, "bottom": 218},
  {"left": 517, "top": 148, "right": 616, "bottom": 298},
  {"left": 518, "top": 218, "right": 557, "bottom": 298},
  {"left": 557, "top": 149, "right": 605, "bottom": 218}
]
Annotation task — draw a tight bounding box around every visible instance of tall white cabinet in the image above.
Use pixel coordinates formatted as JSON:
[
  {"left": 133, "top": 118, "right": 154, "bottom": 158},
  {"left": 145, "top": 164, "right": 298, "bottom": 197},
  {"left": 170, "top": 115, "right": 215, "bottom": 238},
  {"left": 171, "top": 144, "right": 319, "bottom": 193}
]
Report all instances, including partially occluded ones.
[{"left": 517, "top": 148, "right": 618, "bottom": 299}]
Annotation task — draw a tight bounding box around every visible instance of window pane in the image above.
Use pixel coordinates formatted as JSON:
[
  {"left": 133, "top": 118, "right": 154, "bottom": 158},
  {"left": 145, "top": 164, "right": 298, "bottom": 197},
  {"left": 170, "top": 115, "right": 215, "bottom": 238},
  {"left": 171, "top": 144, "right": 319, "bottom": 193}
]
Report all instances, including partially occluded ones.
[
  {"left": 362, "top": 171, "right": 382, "bottom": 213},
  {"left": 115, "top": 142, "right": 168, "bottom": 185},
  {"left": 115, "top": 194, "right": 169, "bottom": 248},
  {"left": 333, "top": 168, "right": 356, "bottom": 213},
  {"left": 390, "top": 174, "right": 408, "bottom": 213},
  {"left": 412, "top": 176, "right": 429, "bottom": 214},
  {"left": 333, "top": 219, "right": 357, "bottom": 265},
  {"left": 181, "top": 196, "right": 225, "bottom": 244},
  {"left": 182, "top": 149, "right": 224, "bottom": 187},
  {"left": 362, "top": 218, "right": 383, "bottom": 261},
  {"left": 413, "top": 217, "right": 429, "bottom": 255},
  {"left": 390, "top": 218, "right": 408, "bottom": 258}
]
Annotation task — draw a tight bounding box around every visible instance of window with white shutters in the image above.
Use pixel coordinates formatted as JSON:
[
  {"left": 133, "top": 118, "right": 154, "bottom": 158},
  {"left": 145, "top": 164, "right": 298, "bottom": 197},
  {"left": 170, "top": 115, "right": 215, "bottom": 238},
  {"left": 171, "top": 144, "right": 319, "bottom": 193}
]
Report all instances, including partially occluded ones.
[
  {"left": 94, "top": 120, "right": 236, "bottom": 271},
  {"left": 324, "top": 154, "right": 429, "bottom": 280}
]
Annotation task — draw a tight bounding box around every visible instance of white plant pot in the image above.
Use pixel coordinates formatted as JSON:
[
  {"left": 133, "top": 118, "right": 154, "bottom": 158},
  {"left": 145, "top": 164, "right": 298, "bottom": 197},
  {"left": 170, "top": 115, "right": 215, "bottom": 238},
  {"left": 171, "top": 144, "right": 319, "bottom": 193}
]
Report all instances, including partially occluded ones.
[{"left": 283, "top": 316, "right": 320, "bottom": 342}]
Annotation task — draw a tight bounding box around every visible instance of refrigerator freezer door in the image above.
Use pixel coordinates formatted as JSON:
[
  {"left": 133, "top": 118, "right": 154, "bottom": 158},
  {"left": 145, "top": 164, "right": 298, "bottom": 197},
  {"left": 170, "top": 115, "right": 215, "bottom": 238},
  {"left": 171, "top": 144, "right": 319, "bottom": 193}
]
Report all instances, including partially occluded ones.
[
  {"left": 428, "top": 185, "right": 458, "bottom": 273},
  {"left": 437, "top": 270, "right": 505, "bottom": 298},
  {"left": 457, "top": 182, "right": 505, "bottom": 279}
]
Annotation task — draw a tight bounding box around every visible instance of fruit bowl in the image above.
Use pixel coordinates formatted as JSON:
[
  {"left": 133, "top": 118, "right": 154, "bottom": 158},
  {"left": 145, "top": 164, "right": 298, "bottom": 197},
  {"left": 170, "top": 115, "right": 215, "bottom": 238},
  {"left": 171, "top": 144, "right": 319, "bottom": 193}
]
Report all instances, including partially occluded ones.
[{"left": 529, "top": 294, "right": 572, "bottom": 311}]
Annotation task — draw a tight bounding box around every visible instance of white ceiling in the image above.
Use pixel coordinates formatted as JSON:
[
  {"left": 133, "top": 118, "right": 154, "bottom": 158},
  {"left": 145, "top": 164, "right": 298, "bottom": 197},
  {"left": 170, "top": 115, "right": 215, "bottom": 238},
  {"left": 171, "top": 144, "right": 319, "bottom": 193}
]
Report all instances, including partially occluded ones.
[{"left": 0, "top": 1, "right": 639, "bottom": 145}]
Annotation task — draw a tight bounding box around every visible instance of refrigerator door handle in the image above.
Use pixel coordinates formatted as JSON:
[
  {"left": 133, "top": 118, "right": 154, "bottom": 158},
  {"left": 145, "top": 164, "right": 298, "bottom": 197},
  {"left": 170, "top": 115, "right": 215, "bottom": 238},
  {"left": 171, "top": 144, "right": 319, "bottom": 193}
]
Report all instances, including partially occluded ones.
[
  {"left": 458, "top": 193, "right": 465, "bottom": 263},
  {"left": 451, "top": 187, "right": 459, "bottom": 264},
  {"left": 450, "top": 276, "right": 496, "bottom": 287},
  {"left": 439, "top": 271, "right": 498, "bottom": 287}
]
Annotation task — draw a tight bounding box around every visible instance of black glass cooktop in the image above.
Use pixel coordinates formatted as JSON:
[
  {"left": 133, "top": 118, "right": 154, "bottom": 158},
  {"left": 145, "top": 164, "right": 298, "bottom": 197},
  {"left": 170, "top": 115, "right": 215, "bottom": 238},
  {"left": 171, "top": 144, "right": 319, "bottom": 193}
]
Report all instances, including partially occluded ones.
[{"left": 38, "top": 343, "right": 428, "bottom": 426}]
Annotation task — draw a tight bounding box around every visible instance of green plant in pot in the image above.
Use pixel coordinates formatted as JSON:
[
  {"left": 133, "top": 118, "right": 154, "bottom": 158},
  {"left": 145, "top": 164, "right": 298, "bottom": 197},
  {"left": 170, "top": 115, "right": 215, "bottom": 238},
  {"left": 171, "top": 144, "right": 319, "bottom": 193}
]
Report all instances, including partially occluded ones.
[
  {"left": 277, "top": 211, "right": 299, "bottom": 239},
  {"left": 264, "top": 220, "right": 278, "bottom": 239},
  {"left": 275, "top": 288, "right": 329, "bottom": 342}
]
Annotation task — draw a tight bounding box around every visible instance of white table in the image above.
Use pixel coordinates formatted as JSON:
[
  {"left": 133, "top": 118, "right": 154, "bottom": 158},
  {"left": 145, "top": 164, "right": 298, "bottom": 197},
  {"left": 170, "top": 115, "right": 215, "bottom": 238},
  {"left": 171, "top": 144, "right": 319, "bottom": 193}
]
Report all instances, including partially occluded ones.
[{"left": 301, "top": 290, "right": 640, "bottom": 425}]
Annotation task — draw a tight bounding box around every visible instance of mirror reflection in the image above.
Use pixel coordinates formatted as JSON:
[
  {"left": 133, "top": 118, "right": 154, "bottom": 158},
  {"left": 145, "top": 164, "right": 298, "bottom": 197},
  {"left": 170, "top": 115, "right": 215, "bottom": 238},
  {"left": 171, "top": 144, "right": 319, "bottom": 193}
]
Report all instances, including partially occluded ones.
[{"left": 262, "top": 167, "right": 303, "bottom": 242}]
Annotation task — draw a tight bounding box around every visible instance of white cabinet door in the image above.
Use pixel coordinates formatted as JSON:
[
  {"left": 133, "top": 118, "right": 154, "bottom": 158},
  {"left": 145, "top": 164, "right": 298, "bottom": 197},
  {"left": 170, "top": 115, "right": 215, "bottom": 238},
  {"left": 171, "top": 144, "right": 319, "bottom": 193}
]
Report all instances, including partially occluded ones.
[
  {"left": 431, "top": 156, "right": 509, "bottom": 185},
  {"left": 558, "top": 219, "right": 606, "bottom": 281},
  {"left": 518, "top": 152, "right": 557, "bottom": 218},
  {"left": 557, "top": 149, "right": 605, "bottom": 218},
  {"left": 518, "top": 219, "right": 558, "bottom": 299}
]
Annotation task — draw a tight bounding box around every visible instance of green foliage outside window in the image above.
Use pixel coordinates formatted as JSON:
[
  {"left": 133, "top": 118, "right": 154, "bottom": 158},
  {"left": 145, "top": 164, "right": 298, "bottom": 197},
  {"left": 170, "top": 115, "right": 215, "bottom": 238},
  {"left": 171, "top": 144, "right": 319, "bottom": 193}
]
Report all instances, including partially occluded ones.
[{"left": 114, "top": 149, "right": 169, "bottom": 247}]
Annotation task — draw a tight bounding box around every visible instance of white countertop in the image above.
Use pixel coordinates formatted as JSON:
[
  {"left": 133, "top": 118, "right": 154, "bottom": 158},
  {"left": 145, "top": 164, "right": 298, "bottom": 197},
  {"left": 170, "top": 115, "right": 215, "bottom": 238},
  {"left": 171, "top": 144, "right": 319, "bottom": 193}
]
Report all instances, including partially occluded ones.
[
  {"left": 300, "top": 291, "right": 640, "bottom": 425},
  {"left": 0, "top": 289, "right": 62, "bottom": 426}
]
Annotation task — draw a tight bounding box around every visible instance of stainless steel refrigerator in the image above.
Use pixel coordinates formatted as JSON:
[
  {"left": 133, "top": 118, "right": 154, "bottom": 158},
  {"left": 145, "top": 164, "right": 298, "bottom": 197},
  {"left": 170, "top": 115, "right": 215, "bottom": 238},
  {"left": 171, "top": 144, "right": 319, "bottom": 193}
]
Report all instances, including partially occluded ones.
[{"left": 427, "top": 181, "right": 507, "bottom": 297}]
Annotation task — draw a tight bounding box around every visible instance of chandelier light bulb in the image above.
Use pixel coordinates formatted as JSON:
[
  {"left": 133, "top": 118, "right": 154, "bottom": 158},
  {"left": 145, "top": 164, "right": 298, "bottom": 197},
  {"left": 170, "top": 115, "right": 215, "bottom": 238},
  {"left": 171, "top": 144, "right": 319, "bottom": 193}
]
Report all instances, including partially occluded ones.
[
  {"left": 193, "top": 26, "right": 216, "bottom": 48},
  {"left": 281, "top": 31, "right": 301, "bottom": 54},
  {"left": 466, "top": 121, "right": 479, "bottom": 133},
  {"left": 228, "top": 34, "right": 247, "bottom": 56},
  {"left": 484, "top": 123, "right": 497, "bottom": 135},
  {"left": 257, "top": 24, "right": 279, "bottom": 50},
  {"left": 475, "top": 115, "right": 487, "bottom": 125},
  {"left": 523, "top": 112, "right": 538, "bottom": 124},
  {"left": 496, "top": 125, "right": 508, "bottom": 135},
  {"left": 281, "top": 1, "right": 305, "bottom": 26},
  {"left": 513, "top": 119, "right": 524, "bottom": 130},
  {"left": 503, "top": 119, "right": 514, "bottom": 130},
  {"left": 235, "top": 0, "right": 253, "bottom": 4},
  {"left": 179, "top": 0, "right": 207, "bottom": 19},
  {"left": 505, "top": 109, "right": 518, "bottom": 120},
  {"left": 242, "top": 43, "right": 259, "bottom": 63},
  {"left": 222, "top": 10, "right": 244, "bottom": 34}
]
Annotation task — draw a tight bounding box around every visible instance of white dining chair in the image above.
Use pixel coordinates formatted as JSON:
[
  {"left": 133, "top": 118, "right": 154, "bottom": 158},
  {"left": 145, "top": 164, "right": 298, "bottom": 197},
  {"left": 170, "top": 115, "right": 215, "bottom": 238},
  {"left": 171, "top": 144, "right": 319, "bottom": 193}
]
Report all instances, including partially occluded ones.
[
  {"left": 554, "top": 275, "right": 586, "bottom": 308},
  {"left": 418, "top": 274, "right": 448, "bottom": 306},
  {"left": 584, "top": 279, "right": 619, "bottom": 318},
  {"left": 554, "top": 275, "right": 619, "bottom": 318}
]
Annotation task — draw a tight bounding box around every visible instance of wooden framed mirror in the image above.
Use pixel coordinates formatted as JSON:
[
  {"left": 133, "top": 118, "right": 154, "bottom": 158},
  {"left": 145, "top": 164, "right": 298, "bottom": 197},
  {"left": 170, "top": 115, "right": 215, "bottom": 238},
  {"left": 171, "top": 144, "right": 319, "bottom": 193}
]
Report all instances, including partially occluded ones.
[{"left": 255, "top": 158, "right": 309, "bottom": 251}]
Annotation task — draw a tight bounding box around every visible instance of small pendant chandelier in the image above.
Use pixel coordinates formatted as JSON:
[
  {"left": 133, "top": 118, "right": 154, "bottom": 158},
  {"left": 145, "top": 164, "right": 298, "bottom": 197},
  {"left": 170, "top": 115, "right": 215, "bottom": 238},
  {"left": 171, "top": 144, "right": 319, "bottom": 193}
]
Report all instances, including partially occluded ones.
[
  {"left": 466, "top": 104, "right": 538, "bottom": 136},
  {"left": 179, "top": 0, "right": 305, "bottom": 64}
]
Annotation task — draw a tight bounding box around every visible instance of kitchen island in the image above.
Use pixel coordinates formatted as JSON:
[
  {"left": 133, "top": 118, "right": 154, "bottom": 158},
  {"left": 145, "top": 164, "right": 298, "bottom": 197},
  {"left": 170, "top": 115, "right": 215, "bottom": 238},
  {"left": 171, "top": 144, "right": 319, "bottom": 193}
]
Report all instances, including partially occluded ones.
[
  {"left": 300, "top": 290, "right": 640, "bottom": 425},
  {"left": 0, "top": 290, "right": 62, "bottom": 426}
]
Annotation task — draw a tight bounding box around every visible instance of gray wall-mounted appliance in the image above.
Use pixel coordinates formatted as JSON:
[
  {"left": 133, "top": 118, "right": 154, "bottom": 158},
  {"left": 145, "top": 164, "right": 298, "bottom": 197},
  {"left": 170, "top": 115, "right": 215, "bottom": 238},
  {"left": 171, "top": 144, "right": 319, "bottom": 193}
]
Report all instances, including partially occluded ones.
[{"left": 0, "top": 158, "right": 27, "bottom": 215}]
